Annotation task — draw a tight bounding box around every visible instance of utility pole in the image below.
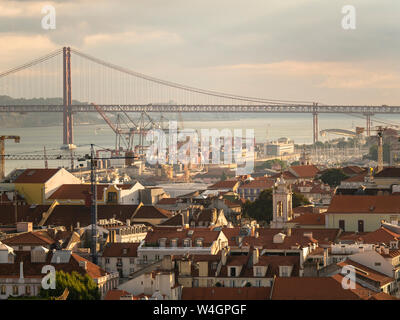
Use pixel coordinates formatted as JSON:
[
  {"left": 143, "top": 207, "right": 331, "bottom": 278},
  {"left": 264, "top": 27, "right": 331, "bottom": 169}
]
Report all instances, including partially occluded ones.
[
  {"left": 43, "top": 146, "right": 48, "bottom": 169},
  {"left": 90, "top": 144, "right": 98, "bottom": 265},
  {"left": 377, "top": 127, "right": 384, "bottom": 173}
]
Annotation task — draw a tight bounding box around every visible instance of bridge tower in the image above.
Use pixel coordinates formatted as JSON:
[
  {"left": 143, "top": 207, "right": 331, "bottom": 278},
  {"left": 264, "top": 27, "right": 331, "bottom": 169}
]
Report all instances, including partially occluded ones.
[
  {"left": 62, "top": 47, "right": 75, "bottom": 149},
  {"left": 312, "top": 103, "right": 319, "bottom": 144}
]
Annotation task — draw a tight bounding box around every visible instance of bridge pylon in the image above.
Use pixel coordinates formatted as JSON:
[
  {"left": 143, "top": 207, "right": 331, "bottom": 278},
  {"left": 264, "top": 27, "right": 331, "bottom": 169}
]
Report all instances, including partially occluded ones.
[
  {"left": 62, "top": 47, "right": 75, "bottom": 150},
  {"left": 313, "top": 103, "right": 319, "bottom": 144}
]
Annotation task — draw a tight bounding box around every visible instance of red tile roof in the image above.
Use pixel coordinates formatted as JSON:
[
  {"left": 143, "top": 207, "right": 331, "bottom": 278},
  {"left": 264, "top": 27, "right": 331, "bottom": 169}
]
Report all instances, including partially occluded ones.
[
  {"left": 271, "top": 277, "right": 362, "bottom": 300},
  {"left": 104, "top": 290, "right": 133, "bottom": 300},
  {"left": 157, "top": 198, "right": 178, "bottom": 205},
  {"left": 327, "top": 195, "right": 400, "bottom": 214},
  {"left": 208, "top": 180, "right": 239, "bottom": 190},
  {"left": 14, "top": 169, "right": 60, "bottom": 183},
  {"left": 132, "top": 206, "right": 173, "bottom": 219},
  {"left": 2, "top": 231, "right": 55, "bottom": 246},
  {"left": 238, "top": 179, "right": 274, "bottom": 190},
  {"left": 182, "top": 287, "right": 271, "bottom": 300},
  {"left": 337, "top": 259, "right": 394, "bottom": 286},
  {"left": 289, "top": 165, "right": 320, "bottom": 179},
  {"left": 102, "top": 243, "right": 139, "bottom": 257},
  {"left": 290, "top": 213, "right": 325, "bottom": 226},
  {"left": 374, "top": 167, "right": 400, "bottom": 178},
  {"left": 49, "top": 184, "right": 107, "bottom": 200}
]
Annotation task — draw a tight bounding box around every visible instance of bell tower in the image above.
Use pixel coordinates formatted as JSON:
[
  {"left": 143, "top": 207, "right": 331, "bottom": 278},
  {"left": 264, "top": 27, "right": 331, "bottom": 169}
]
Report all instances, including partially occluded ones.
[{"left": 271, "top": 177, "right": 293, "bottom": 228}]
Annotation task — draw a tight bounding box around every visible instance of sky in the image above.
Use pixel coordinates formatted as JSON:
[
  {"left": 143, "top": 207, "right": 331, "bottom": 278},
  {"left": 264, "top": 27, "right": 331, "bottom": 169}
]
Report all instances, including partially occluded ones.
[{"left": 1, "top": 0, "right": 400, "bottom": 105}]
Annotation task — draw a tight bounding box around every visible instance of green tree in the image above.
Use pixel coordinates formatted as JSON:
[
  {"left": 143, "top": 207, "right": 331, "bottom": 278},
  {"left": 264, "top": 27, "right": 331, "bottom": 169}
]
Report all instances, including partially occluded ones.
[
  {"left": 39, "top": 271, "right": 100, "bottom": 300},
  {"left": 320, "top": 168, "right": 349, "bottom": 187},
  {"left": 292, "top": 193, "right": 311, "bottom": 208},
  {"left": 242, "top": 189, "right": 273, "bottom": 223},
  {"left": 257, "top": 159, "right": 287, "bottom": 170},
  {"left": 367, "top": 144, "right": 391, "bottom": 163},
  {"left": 220, "top": 171, "right": 227, "bottom": 181}
]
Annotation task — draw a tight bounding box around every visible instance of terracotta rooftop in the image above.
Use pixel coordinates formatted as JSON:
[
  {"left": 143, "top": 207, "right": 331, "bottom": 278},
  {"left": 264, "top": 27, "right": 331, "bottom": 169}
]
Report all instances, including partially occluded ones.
[
  {"left": 208, "top": 180, "right": 239, "bottom": 190},
  {"left": 374, "top": 167, "right": 400, "bottom": 178},
  {"left": 132, "top": 206, "right": 173, "bottom": 220},
  {"left": 102, "top": 243, "right": 139, "bottom": 257},
  {"left": 337, "top": 259, "right": 394, "bottom": 286},
  {"left": 342, "top": 166, "right": 366, "bottom": 176},
  {"left": 158, "top": 213, "right": 185, "bottom": 227},
  {"left": 49, "top": 184, "right": 107, "bottom": 200},
  {"left": 104, "top": 290, "right": 133, "bottom": 300},
  {"left": 157, "top": 198, "right": 178, "bottom": 205},
  {"left": 2, "top": 231, "right": 56, "bottom": 246},
  {"left": 182, "top": 287, "right": 271, "bottom": 300},
  {"left": 342, "top": 172, "right": 368, "bottom": 183},
  {"left": 289, "top": 165, "right": 320, "bottom": 179},
  {"left": 271, "top": 277, "right": 362, "bottom": 300},
  {"left": 327, "top": 195, "right": 400, "bottom": 214},
  {"left": 238, "top": 179, "right": 274, "bottom": 190},
  {"left": 290, "top": 213, "right": 325, "bottom": 226},
  {"left": 13, "top": 169, "right": 60, "bottom": 183}
]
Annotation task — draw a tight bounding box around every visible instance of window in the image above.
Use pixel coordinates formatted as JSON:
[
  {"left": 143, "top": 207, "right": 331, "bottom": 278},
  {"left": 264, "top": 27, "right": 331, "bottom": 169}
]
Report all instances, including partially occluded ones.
[
  {"left": 277, "top": 201, "right": 283, "bottom": 217},
  {"left": 171, "top": 239, "right": 178, "bottom": 247},
  {"left": 256, "top": 280, "right": 262, "bottom": 287},
  {"left": 18, "top": 246, "right": 23, "bottom": 251},
  {"left": 255, "top": 267, "right": 262, "bottom": 276},
  {"left": 105, "top": 258, "right": 110, "bottom": 264},
  {"left": 230, "top": 267, "right": 236, "bottom": 277},
  {"left": 339, "top": 220, "right": 345, "bottom": 231},
  {"left": 130, "top": 258, "right": 135, "bottom": 264},
  {"left": 25, "top": 286, "right": 31, "bottom": 295},
  {"left": 196, "top": 239, "right": 203, "bottom": 247},
  {"left": 12, "top": 286, "right": 18, "bottom": 295},
  {"left": 358, "top": 220, "right": 364, "bottom": 233},
  {"left": 375, "top": 262, "right": 381, "bottom": 267},
  {"left": 143, "top": 255, "right": 147, "bottom": 262},
  {"left": 158, "top": 238, "right": 166, "bottom": 247},
  {"left": 129, "top": 268, "right": 134, "bottom": 274},
  {"left": 212, "top": 262, "right": 218, "bottom": 270},
  {"left": 230, "top": 280, "right": 235, "bottom": 287},
  {"left": 107, "top": 192, "right": 118, "bottom": 203},
  {"left": 117, "top": 258, "right": 122, "bottom": 265},
  {"left": 155, "top": 255, "right": 160, "bottom": 261},
  {"left": 1, "top": 285, "right": 5, "bottom": 295}
]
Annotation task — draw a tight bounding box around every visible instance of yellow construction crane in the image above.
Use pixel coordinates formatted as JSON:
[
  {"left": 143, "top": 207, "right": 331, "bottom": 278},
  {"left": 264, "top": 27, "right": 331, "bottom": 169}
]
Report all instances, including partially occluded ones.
[{"left": 0, "top": 135, "right": 20, "bottom": 180}]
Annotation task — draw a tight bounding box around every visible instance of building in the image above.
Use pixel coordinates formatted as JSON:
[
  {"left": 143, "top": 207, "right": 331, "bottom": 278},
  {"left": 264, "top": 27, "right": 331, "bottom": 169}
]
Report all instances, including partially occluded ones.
[
  {"left": 264, "top": 138, "right": 294, "bottom": 156},
  {"left": 238, "top": 178, "right": 274, "bottom": 201},
  {"left": 47, "top": 182, "right": 144, "bottom": 205},
  {"left": 325, "top": 195, "right": 400, "bottom": 232},
  {"left": 136, "top": 227, "right": 228, "bottom": 267},
  {"left": 101, "top": 243, "right": 140, "bottom": 278},
  {"left": 270, "top": 177, "right": 293, "bottom": 228},
  {"left": 1, "top": 168, "right": 81, "bottom": 205},
  {"left": 0, "top": 245, "right": 118, "bottom": 299}
]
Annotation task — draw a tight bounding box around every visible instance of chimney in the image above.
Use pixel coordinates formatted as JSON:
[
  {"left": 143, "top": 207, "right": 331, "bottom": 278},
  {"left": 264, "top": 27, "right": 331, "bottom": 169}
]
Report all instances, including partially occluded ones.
[
  {"left": 255, "top": 232, "right": 259, "bottom": 239},
  {"left": 126, "top": 219, "right": 131, "bottom": 226},
  {"left": 76, "top": 222, "right": 80, "bottom": 229},
  {"left": 287, "top": 228, "right": 292, "bottom": 236},
  {"left": 79, "top": 260, "right": 87, "bottom": 270},
  {"left": 251, "top": 226, "right": 255, "bottom": 237},
  {"left": 161, "top": 255, "right": 173, "bottom": 271},
  {"left": 252, "top": 248, "right": 259, "bottom": 266}
]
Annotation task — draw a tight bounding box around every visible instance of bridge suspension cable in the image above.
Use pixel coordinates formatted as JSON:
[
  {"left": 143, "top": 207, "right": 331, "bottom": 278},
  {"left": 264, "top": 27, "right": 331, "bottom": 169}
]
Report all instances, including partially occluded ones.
[{"left": 70, "top": 48, "right": 316, "bottom": 105}]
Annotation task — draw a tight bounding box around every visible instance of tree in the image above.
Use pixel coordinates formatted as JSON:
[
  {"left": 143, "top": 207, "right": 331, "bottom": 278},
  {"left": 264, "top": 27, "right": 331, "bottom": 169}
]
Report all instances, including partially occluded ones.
[
  {"left": 320, "top": 168, "right": 349, "bottom": 187},
  {"left": 242, "top": 189, "right": 273, "bottom": 223},
  {"left": 257, "top": 159, "right": 287, "bottom": 170},
  {"left": 220, "top": 171, "right": 227, "bottom": 181},
  {"left": 292, "top": 192, "right": 311, "bottom": 208},
  {"left": 39, "top": 271, "right": 100, "bottom": 300},
  {"left": 366, "top": 144, "right": 391, "bottom": 163}
]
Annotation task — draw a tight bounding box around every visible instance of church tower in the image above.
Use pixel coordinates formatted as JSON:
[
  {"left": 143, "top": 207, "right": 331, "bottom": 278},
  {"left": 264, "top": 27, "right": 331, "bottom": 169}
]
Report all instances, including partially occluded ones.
[
  {"left": 271, "top": 177, "right": 293, "bottom": 228},
  {"left": 299, "top": 145, "right": 311, "bottom": 165}
]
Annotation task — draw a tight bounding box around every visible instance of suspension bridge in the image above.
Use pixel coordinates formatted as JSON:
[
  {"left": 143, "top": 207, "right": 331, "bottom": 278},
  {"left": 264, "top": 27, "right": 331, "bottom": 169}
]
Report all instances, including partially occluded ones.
[{"left": 0, "top": 46, "right": 399, "bottom": 147}]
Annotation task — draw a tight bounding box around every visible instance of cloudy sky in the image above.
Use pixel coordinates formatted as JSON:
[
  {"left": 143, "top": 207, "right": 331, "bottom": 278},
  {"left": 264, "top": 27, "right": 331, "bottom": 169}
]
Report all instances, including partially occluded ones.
[{"left": 1, "top": 0, "right": 400, "bottom": 105}]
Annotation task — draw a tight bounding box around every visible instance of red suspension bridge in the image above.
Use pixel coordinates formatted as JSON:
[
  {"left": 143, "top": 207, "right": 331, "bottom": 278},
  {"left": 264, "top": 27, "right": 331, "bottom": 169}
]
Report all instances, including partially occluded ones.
[{"left": 0, "top": 46, "right": 399, "bottom": 146}]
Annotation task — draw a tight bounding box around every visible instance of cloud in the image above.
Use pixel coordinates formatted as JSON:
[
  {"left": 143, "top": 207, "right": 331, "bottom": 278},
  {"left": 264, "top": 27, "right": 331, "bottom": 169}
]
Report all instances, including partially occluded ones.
[
  {"left": 83, "top": 30, "right": 182, "bottom": 48},
  {"left": 213, "top": 61, "right": 400, "bottom": 89},
  {"left": 0, "top": 34, "right": 58, "bottom": 70}
]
